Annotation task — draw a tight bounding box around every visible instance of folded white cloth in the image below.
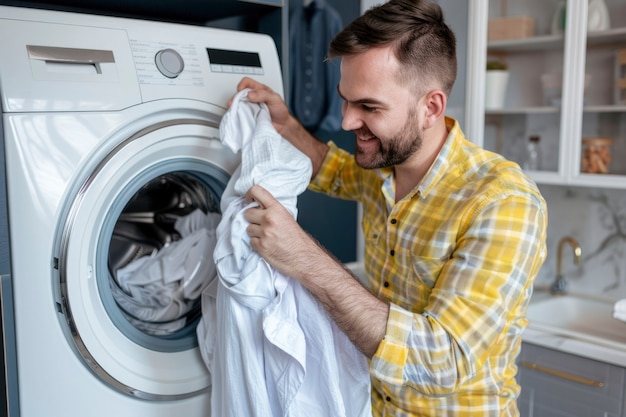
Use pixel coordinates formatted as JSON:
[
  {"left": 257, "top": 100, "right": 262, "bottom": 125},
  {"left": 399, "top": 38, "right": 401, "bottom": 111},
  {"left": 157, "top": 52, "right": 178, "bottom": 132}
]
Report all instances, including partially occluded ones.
[
  {"left": 198, "top": 89, "right": 372, "bottom": 417},
  {"left": 613, "top": 299, "right": 626, "bottom": 323}
]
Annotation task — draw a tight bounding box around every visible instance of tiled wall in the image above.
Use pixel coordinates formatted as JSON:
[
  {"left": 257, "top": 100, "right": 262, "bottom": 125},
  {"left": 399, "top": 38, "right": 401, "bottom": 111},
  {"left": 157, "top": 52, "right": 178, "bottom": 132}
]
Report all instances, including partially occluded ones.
[{"left": 535, "top": 184, "right": 626, "bottom": 300}]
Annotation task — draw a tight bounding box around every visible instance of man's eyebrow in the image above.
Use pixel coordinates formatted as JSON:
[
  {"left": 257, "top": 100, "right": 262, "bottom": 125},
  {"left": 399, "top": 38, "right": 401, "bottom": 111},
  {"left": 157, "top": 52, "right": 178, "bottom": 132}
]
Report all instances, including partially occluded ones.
[{"left": 336, "top": 85, "right": 386, "bottom": 106}]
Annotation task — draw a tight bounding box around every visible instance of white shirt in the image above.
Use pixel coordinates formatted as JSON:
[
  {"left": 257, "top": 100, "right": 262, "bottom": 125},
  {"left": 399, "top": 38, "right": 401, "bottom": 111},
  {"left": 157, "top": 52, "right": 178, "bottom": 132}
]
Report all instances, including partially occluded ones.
[{"left": 197, "top": 89, "right": 372, "bottom": 417}]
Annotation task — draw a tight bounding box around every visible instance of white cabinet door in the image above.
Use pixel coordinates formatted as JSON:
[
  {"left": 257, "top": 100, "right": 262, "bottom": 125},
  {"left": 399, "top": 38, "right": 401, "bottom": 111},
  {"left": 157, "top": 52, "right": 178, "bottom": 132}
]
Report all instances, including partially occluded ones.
[
  {"left": 575, "top": 0, "right": 626, "bottom": 188},
  {"left": 466, "top": 0, "right": 626, "bottom": 190}
]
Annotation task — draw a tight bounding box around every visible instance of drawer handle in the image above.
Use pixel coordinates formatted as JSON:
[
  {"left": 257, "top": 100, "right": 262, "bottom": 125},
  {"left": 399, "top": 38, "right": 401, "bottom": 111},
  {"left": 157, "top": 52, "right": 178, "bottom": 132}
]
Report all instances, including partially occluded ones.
[
  {"left": 27, "top": 45, "right": 115, "bottom": 64},
  {"left": 521, "top": 361, "right": 605, "bottom": 387}
]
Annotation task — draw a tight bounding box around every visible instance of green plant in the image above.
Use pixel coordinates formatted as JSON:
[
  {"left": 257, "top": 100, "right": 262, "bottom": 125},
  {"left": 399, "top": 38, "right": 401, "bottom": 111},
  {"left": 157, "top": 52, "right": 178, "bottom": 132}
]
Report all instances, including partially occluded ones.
[{"left": 486, "top": 60, "right": 508, "bottom": 71}]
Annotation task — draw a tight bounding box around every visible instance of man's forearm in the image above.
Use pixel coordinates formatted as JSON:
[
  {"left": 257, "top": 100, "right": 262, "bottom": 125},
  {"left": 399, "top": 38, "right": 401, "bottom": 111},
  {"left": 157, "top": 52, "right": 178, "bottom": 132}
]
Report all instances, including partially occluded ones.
[
  {"left": 280, "top": 116, "right": 330, "bottom": 179},
  {"left": 295, "top": 245, "right": 389, "bottom": 357}
]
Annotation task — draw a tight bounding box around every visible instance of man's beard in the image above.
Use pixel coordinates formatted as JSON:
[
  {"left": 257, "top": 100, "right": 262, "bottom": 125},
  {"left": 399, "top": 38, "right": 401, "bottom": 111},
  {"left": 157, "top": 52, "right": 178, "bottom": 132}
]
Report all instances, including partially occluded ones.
[{"left": 354, "top": 109, "right": 423, "bottom": 169}]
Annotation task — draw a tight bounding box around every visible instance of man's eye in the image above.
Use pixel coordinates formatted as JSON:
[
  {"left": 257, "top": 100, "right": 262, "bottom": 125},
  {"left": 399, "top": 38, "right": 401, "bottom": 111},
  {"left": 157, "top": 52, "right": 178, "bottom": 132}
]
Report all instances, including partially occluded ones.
[{"left": 362, "top": 105, "right": 377, "bottom": 112}]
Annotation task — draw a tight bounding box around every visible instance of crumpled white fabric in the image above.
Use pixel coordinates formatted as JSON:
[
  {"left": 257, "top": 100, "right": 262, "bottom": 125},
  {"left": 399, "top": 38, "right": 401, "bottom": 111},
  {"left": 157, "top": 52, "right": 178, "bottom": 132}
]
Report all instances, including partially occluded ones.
[
  {"left": 613, "top": 299, "right": 626, "bottom": 323},
  {"left": 197, "top": 89, "right": 372, "bottom": 417},
  {"left": 112, "top": 209, "right": 221, "bottom": 335}
]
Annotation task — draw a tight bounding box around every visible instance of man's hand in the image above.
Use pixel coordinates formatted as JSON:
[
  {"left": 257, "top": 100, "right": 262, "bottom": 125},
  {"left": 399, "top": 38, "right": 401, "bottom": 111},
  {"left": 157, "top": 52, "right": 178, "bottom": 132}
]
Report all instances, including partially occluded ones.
[
  {"left": 230, "top": 77, "right": 329, "bottom": 178},
  {"left": 244, "top": 184, "right": 319, "bottom": 279},
  {"left": 232, "top": 77, "right": 293, "bottom": 137},
  {"left": 244, "top": 184, "right": 388, "bottom": 357}
]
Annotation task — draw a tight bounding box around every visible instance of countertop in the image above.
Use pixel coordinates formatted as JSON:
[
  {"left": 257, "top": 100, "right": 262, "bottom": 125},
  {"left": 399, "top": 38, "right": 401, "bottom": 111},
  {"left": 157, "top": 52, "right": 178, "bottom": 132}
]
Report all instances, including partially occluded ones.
[{"left": 524, "top": 288, "right": 626, "bottom": 368}]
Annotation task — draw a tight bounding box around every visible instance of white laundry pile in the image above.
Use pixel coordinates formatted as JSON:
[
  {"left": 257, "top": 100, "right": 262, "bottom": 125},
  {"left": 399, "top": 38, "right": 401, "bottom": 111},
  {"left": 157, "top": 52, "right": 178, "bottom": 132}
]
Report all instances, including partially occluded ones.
[
  {"left": 613, "top": 299, "right": 626, "bottom": 323},
  {"left": 112, "top": 209, "right": 221, "bottom": 335},
  {"left": 197, "top": 89, "right": 372, "bottom": 417}
]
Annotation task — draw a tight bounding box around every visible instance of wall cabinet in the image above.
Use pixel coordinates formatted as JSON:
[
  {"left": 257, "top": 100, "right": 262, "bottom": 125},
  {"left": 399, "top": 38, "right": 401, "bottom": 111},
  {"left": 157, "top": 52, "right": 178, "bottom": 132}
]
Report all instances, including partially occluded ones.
[
  {"left": 466, "top": 0, "right": 626, "bottom": 190},
  {"left": 518, "top": 343, "right": 626, "bottom": 416}
]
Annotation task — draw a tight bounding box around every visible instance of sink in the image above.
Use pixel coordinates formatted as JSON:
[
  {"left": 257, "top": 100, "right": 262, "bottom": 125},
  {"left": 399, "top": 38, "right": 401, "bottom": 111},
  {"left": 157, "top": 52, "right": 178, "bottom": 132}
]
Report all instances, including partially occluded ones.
[{"left": 527, "top": 294, "right": 626, "bottom": 349}]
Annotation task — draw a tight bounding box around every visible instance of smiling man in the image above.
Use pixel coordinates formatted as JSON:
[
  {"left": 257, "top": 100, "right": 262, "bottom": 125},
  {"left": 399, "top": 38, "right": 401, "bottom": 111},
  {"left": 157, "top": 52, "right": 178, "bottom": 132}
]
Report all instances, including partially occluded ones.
[{"left": 235, "top": 0, "right": 548, "bottom": 416}]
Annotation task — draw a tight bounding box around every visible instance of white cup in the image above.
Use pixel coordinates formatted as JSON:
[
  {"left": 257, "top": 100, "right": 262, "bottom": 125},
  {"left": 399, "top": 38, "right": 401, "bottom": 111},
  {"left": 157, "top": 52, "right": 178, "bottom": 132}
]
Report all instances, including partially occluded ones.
[{"left": 485, "top": 70, "right": 510, "bottom": 109}]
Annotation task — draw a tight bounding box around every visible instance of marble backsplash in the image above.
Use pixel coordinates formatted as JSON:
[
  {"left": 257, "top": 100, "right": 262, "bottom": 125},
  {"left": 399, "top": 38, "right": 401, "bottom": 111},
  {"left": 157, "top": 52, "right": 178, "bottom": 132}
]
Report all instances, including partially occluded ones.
[{"left": 535, "top": 184, "right": 626, "bottom": 300}]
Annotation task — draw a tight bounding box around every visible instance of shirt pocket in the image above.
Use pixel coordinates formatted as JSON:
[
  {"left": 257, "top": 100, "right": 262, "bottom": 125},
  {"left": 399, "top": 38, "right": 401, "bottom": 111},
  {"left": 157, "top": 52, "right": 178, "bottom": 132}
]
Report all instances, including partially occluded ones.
[
  {"left": 410, "top": 255, "right": 448, "bottom": 290},
  {"left": 364, "top": 219, "right": 384, "bottom": 244}
]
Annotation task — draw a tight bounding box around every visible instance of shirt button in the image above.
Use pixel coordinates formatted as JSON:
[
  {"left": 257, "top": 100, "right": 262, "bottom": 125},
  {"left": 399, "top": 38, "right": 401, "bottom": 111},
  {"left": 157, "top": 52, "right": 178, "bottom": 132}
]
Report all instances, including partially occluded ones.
[
  {"left": 390, "top": 219, "right": 397, "bottom": 224},
  {"left": 390, "top": 249, "right": 395, "bottom": 256},
  {"left": 383, "top": 281, "right": 390, "bottom": 288}
]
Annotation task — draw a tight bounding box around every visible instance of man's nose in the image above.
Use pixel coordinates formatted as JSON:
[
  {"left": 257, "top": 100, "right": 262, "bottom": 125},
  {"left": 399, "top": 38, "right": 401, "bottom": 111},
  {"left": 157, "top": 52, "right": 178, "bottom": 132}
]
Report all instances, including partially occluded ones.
[{"left": 341, "top": 104, "right": 362, "bottom": 131}]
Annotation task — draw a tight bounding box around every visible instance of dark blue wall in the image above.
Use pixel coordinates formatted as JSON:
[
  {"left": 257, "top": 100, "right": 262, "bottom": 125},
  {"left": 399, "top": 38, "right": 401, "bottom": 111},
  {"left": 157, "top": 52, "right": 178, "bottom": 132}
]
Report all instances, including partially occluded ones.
[{"left": 290, "top": 0, "right": 361, "bottom": 263}]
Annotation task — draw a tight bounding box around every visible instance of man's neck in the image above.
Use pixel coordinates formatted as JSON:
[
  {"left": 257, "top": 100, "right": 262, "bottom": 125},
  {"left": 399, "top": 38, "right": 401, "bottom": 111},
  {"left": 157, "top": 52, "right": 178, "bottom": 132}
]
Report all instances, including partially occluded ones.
[{"left": 393, "top": 120, "right": 449, "bottom": 202}]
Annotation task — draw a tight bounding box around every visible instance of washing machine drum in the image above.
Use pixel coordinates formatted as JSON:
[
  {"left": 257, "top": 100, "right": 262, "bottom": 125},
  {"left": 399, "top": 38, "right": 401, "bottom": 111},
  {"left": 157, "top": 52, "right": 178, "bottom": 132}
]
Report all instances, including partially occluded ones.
[
  {"left": 55, "top": 119, "right": 238, "bottom": 400},
  {"left": 108, "top": 172, "right": 220, "bottom": 337}
]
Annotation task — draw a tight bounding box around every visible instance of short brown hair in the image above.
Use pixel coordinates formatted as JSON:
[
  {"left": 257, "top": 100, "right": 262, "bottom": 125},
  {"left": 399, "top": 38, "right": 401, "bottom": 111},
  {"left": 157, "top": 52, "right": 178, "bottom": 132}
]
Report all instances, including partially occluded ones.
[{"left": 327, "top": 0, "right": 457, "bottom": 96}]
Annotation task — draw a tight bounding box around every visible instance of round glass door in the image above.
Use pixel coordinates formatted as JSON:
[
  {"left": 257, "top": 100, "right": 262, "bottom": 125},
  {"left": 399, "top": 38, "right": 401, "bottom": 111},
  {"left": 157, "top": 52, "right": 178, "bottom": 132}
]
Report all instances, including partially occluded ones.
[{"left": 55, "top": 120, "right": 238, "bottom": 399}]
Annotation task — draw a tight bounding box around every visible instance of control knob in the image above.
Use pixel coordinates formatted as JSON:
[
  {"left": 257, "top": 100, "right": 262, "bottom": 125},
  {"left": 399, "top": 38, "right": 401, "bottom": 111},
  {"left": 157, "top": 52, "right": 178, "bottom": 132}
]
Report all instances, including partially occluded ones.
[{"left": 155, "top": 48, "right": 184, "bottom": 78}]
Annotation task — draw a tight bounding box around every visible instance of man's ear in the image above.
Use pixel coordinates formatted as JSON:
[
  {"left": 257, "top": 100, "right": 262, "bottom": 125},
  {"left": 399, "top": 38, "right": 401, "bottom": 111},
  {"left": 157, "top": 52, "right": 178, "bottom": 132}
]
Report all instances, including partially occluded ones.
[{"left": 421, "top": 90, "right": 447, "bottom": 129}]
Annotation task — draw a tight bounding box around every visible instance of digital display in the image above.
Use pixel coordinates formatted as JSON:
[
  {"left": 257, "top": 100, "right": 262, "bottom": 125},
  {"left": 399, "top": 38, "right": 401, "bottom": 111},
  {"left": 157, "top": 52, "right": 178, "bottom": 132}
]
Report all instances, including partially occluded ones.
[{"left": 206, "top": 48, "right": 262, "bottom": 68}]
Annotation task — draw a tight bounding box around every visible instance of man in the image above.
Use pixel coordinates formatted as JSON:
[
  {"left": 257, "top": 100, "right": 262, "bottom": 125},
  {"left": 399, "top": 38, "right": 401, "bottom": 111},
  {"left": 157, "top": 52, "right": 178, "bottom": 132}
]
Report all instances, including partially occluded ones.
[{"left": 237, "top": 0, "right": 547, "bottom": 415}]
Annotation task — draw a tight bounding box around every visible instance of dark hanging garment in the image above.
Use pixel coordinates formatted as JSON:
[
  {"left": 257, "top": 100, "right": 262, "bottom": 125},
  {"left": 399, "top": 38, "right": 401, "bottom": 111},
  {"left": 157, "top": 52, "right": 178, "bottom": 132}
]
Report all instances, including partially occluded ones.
[{"left": 289, "top": 0, "right": 343, "bottom": 132}]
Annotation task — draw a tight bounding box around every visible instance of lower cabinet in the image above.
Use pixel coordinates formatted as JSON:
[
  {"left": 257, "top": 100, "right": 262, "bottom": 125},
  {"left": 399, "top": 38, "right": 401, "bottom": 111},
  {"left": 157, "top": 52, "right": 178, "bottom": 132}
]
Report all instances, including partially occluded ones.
[{"left": 518, "top": 343, "right": 626, "bottom": 417}]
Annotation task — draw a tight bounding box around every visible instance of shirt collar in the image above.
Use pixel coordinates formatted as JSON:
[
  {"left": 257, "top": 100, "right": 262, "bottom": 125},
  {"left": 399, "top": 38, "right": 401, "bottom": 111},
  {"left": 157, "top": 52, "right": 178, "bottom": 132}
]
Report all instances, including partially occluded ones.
[
  {"left": 375, "top": 116, "right": 462, "bottom": 201},
  {"left": 417, "top": 116, "right": 461, "bottom": 198}
]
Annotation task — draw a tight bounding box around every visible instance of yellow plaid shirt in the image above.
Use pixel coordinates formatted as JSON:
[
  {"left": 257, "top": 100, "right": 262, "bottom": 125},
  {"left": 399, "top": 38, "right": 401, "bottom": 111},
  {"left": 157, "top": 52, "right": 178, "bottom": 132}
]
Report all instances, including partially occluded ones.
[{"left": 309, "top": 117, "right": 547, "bottom": 417}]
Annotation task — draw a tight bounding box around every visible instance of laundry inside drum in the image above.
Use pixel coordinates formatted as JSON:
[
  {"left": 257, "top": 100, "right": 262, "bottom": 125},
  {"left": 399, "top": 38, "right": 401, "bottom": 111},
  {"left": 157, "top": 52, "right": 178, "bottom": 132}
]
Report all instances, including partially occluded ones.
[{"left": 107, "top": 172, "right": 222, "bottom": 336}]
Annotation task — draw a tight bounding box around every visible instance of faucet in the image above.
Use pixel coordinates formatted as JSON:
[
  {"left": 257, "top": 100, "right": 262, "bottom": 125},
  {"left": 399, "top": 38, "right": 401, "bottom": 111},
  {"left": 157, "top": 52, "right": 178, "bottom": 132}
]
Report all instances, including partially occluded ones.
[{"left": 550, "top": 236, "right": 582, "bottom": 295}]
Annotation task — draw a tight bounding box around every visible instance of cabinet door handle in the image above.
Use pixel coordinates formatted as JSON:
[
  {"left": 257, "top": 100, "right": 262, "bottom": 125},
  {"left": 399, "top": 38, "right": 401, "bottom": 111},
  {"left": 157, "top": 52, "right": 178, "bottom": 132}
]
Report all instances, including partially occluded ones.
[{"left": 521, "top": 361, "right": 605, "bottom": 387}]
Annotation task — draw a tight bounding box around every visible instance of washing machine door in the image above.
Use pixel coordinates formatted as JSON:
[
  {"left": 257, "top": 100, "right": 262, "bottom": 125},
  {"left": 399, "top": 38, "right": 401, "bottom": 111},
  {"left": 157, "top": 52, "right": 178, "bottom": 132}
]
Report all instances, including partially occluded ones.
[{"left": 54, "top": 116, "right": 238, "bottom": 400}]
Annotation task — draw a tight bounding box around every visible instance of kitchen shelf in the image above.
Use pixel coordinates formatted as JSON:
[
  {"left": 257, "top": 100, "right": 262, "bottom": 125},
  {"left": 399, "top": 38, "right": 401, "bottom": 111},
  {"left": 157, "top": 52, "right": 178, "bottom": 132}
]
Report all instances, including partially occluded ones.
[
  {"left": 586, "top": 26, "right": 626, "bottom": 47},
  {"left": 488, "top": 34, "right": 565, "bottom": 52},
  {"left": 486, "top": 106, "right": 560, "bottom": 115},
  {"left": 526, "top": 171, "right": 567, "bottom": 185},
  {"left": 570, "top": 174, "right": 626, "bottom": 189},
  {"left": 487, "top": 11, "right": 626, "bottom": 53},
  {"left": 584, "top": 105, "right": 626, "bottom": 113},
  {"left": 471, "top": 0, "right": 626, "bottom": 190}
]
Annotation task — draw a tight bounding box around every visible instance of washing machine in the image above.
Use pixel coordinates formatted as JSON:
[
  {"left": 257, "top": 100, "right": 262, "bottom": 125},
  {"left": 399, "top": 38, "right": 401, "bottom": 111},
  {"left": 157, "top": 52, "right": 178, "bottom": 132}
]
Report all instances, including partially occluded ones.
[{"left": 0, "top": 5, "right": 283, "bottom": 416}]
